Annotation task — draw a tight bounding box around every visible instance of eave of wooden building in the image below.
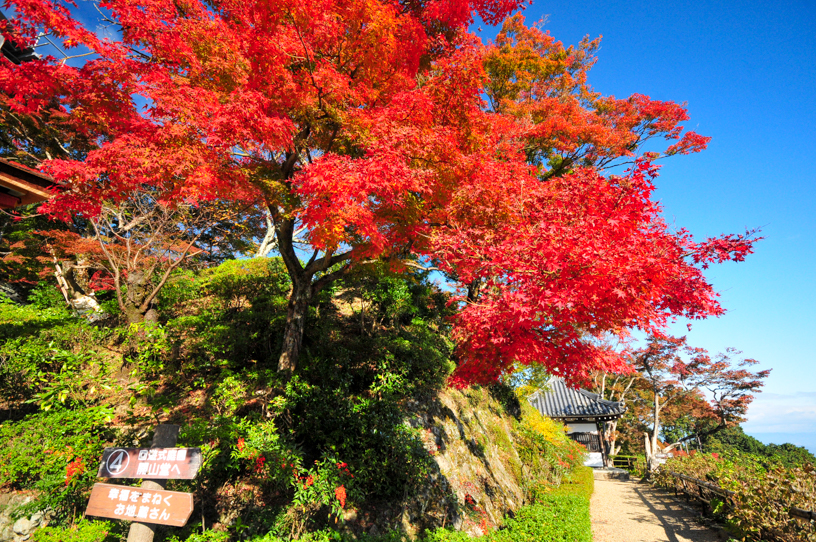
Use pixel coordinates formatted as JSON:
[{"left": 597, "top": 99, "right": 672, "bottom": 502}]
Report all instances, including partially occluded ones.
[{"left": 0, "top": 158, "right": 58, "bottom": 208}]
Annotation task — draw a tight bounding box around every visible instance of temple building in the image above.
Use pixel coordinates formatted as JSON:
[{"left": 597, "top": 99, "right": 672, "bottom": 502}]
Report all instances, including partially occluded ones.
[
  {"left": 1, "top": 11, "right": 53, "bottom": 209},
  {"left": 1, "top": 11, "right": 40, "bottom": 64},
  {"left": 527, "top": 377, "right": 627, "bottom": 468}
]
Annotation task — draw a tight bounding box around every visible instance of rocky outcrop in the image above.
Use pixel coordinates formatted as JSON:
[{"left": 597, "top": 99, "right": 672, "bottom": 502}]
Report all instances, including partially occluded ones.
[
  {"left": 0, "top": 283, "right": 25, "bottom": 305},
  {"left": 0, "top": 493, "right": 53, "bottom": 542},
  {"left": 346, "top": 386, "right": 532, "bottom": 539}
]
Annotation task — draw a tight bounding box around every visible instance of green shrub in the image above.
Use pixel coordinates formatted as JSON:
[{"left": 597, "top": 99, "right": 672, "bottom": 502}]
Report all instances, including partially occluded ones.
[
  {"left": 160, "top": 258, "right": 291, "bottom": 373},
  {"left": 231, "top": 418, "right": 306, "bottom": 490},
  {"left": 171, "top": 415, "right": 306, "bottom": 539},
  {"left": 424, "top": 530, "right": 472, "bottom": 542},
  {"left": 502, "top": 467, "right": 593, "bottom": 542},
  {"left": 543, "top": 466, "right": 594, "bottom": 500},
  {"left": 492, "top": 495, "right": 591, "bottom": 542},
  {"left": 428, "top": 464, "right": 593, "bottom": 542},
  {"left": 122, "top": 321, "right": 171, "bottom": 378},
  {"left": 654, "top": 451, "right": 816, "bottom": 541},
  {"left": 0, "top": 292, "right": 115, "bottom": 410},
  {"left": 28, "top": 283, "right": 69, "bottom": 310},
  {"left": 172, "top": 524, "right": 416, "bottom": 542},
  {"left": 201, "top": 258, "right": 290, "bottom": 308},
  {"left": 0, "top": 292, "right": 71, "bottom": 341},
  {"left": 156, "top": 269, "right": 204, "bottom": 315},
  {"left": 31, "top": 519, "right": 120, "bottom": 542},
  {"left": 168, "top": 531, "right": 231, "bottom": 542},
  {"left": 427, "top": 496, "right": 592, "bottom": 542},
  {"left": 260, "top": 529, "right": 414, "bottom": 542},
  {"left": 0, "top": 335, "right": 112, "bottom": 410},
  {"left": 0, "top": 407, "right": 112, "bottom": 518},
  {"left": 281, "top": 340, "right": 447, "bottom": 500},
  {"left": 175, "top": 417, "right": 260, "bottom": 487}
]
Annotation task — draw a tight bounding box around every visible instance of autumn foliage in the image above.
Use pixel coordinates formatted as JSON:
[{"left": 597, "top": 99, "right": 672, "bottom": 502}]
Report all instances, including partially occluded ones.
[{"left": 0, "top": 0, "right": 759, "bottom": 383}]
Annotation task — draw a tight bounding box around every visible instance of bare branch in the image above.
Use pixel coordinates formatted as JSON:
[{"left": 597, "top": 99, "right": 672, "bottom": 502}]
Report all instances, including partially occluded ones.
[{"left": 403, "top": 260, "right": 440, "bottom": 272}]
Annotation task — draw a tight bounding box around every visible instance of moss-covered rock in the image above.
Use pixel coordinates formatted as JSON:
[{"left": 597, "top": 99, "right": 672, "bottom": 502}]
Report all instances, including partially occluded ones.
[{"left": 356, "top": 385, "right": 586, "bottom": 539}]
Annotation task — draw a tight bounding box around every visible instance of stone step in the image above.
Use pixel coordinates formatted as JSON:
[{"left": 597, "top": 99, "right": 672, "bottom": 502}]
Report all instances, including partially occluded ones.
[{"left": 593, "top": 467, "right": 630, "bottom": 481}]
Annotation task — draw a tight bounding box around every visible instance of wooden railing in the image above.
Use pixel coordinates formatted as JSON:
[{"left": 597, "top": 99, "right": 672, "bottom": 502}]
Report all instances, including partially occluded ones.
[
  {"left": 610, "top": 454, "right": 645, "bottom": 473},
  {"left": 664, "top": 470, "right": 816, "bottom": 524}
]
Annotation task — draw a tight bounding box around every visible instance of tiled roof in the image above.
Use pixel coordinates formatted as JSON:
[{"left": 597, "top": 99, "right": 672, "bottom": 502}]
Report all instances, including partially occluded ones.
[
  {"left": 1, "top": 11, "right": 40, "bottom": 64},
  {"left": 527, "top": 377, "right": 626, "bottom": 421}
]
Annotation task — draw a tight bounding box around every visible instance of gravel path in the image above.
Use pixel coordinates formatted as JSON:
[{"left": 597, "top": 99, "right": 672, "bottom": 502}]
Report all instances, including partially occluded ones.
[{"left": 591, "top": 478, "right": 722, "bottom": 542}]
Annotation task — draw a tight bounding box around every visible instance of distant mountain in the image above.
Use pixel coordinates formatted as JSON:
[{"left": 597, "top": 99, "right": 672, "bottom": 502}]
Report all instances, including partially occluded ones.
[
  {"left": 749, "top": 432, "right": 816, "bottom": 456},
  {"left": 702, "top": 426, "right": 816, "bottom": 466}
]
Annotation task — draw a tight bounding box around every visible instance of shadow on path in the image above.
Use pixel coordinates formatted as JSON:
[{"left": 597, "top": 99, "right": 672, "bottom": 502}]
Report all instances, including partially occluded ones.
[{"left": 591, "top": 479, "right": 721, "bottom": 542}]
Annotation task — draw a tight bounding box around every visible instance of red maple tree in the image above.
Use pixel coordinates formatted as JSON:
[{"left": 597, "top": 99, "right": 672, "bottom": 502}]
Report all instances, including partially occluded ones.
[
  {"left": 630, "top": 334, "right": 769, "bottom": 470},
  {"left": 1, "top": 0, "right": 759, "bottom": 383}
]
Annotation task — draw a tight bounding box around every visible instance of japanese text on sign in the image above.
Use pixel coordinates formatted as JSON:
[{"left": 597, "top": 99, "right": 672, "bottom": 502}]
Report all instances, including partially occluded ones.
[
  {"left": 84, "top": 483, "right": 193, "bottom": 527},
  {"left": 97, "top": 447, "right": 201, "bottom": 479},
  {"left": 106, "top": 487, "right": 172, "bottom": 522},
  {"left": 135, "top": 448, "right": 186, "bottom": 477}
]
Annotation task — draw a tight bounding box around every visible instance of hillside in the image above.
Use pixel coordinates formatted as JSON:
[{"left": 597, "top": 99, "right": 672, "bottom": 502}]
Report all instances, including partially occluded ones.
[{"left": 0, "top": 259, "right": 590, "bottom": 542}]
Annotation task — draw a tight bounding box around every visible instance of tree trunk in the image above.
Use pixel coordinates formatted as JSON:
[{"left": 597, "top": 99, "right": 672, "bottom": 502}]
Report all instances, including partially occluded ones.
[
  {"left": 271, "top": 197, "right": 352, "bottom": 376},
  {"left": 122, "top": 271, "right": 152, "bottom": 324},
  {"left": 277, "top": 278, "right": 312, "bottom": 374},
  {"left": 256, "top": 210, "right": 277, "bottom": 258},
  {"left": 648, "top": 393, "right": 662, "bottom": 472},
  {"left": 123, "top": 303, "right": 146, "bottom": 324},
  {"left": 644, "top": 432, "right": 653, "bottom": 471},
  {"left": 53, "top": 258, "right": 105, "bottom": 318},
  {"left": 606, "top": 419, "right": 620, "bottom": 456}
]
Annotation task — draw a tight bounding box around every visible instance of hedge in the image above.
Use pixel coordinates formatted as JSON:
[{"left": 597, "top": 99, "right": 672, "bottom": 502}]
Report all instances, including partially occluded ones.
[{"left": 427, "top": 466, "right": 594, "bottom": 542}]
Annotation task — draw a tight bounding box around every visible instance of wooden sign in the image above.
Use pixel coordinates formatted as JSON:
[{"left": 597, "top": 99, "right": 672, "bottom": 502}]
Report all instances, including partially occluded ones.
[
  {"left": 97, "top": 447, "right": 201, "bottom": 479},
  {"left": 84, "top": 483, "right": 194, "bottom": 527}
]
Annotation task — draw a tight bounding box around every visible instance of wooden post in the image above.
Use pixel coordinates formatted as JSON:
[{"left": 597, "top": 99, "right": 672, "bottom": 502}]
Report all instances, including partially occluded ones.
[
  {"left": 127, "top": 425, "right": 180, "bottom": 542},
  {"left": 596, "top": 421, "right": 608, "bottom": 467}
]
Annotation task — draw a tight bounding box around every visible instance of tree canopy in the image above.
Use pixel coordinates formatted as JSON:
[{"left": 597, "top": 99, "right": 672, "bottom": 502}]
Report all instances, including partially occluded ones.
[{"left": 0, "top": 0, "right": 759, "bottom": 384}]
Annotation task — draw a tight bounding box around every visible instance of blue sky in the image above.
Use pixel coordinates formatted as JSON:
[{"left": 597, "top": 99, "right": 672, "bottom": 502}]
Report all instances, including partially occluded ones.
[{"left": 476, "top": 0, "right": 816, "bottom": 450}]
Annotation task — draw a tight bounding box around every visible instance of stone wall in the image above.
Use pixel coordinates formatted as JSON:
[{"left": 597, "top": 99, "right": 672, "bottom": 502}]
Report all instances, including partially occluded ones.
[
  {"left": 0, "top": 283, "right": 25, "bottom": 305},
  {"left": 344, "top": 386, "right": 530, "bottom": 538},
  {"left": 0, "top": 493, "right": 53, "bottom": 542}
]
